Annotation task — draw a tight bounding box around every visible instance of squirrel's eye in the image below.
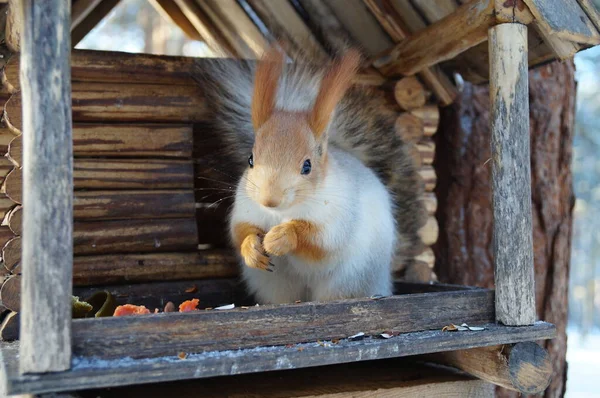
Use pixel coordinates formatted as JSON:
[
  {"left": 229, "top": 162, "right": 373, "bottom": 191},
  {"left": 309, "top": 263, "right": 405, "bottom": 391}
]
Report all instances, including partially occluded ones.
[
  {"left": 301, "top": 159, "right": 311, "bottom": 175},
  {"left": 248, "top": 154, "right": 254, "bottom": 168}
]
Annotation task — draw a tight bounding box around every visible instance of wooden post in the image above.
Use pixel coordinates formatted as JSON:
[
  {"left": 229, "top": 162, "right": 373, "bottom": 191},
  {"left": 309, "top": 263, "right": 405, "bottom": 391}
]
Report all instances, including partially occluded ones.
[
  {"left": 489, "top": 23, "right": 536, "bottom": 326},
  {"left": 19, "top": 0, "right": 73, "bottom": 372}
]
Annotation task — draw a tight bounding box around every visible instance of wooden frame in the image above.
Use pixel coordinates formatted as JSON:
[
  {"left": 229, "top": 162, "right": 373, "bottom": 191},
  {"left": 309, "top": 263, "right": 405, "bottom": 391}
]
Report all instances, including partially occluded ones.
[{"left": 4, "top": 0, "right": 595, "bottom": 395}]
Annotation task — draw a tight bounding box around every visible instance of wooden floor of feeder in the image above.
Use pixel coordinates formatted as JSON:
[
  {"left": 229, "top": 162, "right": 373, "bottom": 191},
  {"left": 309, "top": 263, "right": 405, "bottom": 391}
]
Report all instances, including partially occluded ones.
[{"left": 0, "top": 284, "right": 555, "bottom": 395}]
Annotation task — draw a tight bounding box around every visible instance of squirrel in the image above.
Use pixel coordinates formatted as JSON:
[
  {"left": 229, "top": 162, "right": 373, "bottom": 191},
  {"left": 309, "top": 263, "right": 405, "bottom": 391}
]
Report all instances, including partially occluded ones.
[{"left": 194, "top": 47, "right": 425, "bottom": 304}]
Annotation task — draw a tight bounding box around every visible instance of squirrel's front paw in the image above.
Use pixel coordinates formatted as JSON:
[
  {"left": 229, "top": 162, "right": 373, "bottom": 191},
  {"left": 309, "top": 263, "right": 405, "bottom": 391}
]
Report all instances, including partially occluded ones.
[
  {"left": 264, "top": 223, "right": 298, "bottom": 256},
  {"left": 241, "top": 234, "right": 272, "bottom": 271}
]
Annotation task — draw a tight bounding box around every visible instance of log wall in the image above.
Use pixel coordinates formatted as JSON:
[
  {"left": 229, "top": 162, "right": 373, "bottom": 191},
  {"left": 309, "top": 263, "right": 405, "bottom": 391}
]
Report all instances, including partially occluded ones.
[{"left": 0, "top": 50, "right": 439, "bottom": 336}]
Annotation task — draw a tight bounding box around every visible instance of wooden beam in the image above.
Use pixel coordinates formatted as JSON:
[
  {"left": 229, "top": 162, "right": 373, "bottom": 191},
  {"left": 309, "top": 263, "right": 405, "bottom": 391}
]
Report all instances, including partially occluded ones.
[
  {"left": 71, "top": 0, "right": 103, "bottom": 30},
  {"left": 5, "top": 0, "right": 21, "bottom": 52},
  {"left": 7, "top": 124, "right": 194, "bottom": 165},
  {"left": 0, "top": 322, "right": 556, "bottom": 395},
  {"left": 424, "top": 342, "right": 552, "bottom": 394},
  {"left": 71, "top": 0, "right": 120, "bottom": 47},
  {"left": 72, "top": 251, "right": 237, "bottom": 286},
  {"left": 523, "top": 0, "right": 600, "bottom": 45},
  {"left": 578, "top": 0, "right": 600, "bottom": 32},
  {"left": 494, "top": 0, "right": 534, "bottom": 24},
  {"left": 362, "top": 0, "right": 456, "bottom": 105},
  {"left": 37, "top": 360, "right": 496, "bottom": 397},
  {"left": 245, "top": 0, "right": 328, "bottom": 61},
  {"left": 149, "top": 0, "right": 203, "bottom": 41},
  {"left": 5, "top": 51, "right": 389, "bottom": 91},
  {"left": 71, "top": 290, "right": 494, "bottom": 359},
  {"left": 533, "top": 19, "right": 580, "bottom": 60},
  {"left": 3, "top": 159, "right": 194, "bottom": 204},
  {"left": 324, "top": 0, "right": 394, "bottom": 56},
  {"left": 3, "top": 85, "right": 207, "bottom": 132},
  {"left": 373, "top": 0, "right": 496, "bottom": 76},
  {"left": 489, "top": 23, "right": 536, "bottom": 326},
  {"left": 19, "top": 0, "right": 73, "bottom": 373},
  {"left": 194, "top": 0, "right": 268, "bottom": 59}
]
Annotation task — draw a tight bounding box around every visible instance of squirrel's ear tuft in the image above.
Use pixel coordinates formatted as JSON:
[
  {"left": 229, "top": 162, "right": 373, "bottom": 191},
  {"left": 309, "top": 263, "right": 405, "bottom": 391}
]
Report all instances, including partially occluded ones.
[
  {"left": 252, "top": 47, "right": 284, "bottom": 132},
  {"left": 309, "top": 49, "right": 361, "bottom": 138}
]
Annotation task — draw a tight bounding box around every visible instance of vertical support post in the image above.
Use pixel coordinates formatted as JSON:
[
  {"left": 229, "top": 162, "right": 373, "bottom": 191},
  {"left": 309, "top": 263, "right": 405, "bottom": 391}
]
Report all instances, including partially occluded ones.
[
  {"left": 19, "top": 0, "right": 73, "bottom": 372},
  {"left": 489, "top": 23, "right": 536, "bottom": 326}
]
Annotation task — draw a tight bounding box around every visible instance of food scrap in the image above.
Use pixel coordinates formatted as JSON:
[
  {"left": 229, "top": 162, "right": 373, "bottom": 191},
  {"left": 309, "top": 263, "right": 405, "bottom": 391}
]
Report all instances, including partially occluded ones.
[
  {"left": 442, "top": 323, "right": 486, "bottom": 332},
  {"left": 379, "top": 331, "right": 400, "bottom": 339},
  {"left": 179, "top": 298, "right": 200, "bottom": 312},
  {"left": 113, "top": 304, "right": 151, "bottom": 316},
  {"left": 184, "top": 284, "right": 198, "bottom": 293},
  {"left": 214, "top": 303, "right": 235, "bottom": 310},
  {"left": 348, "top": 332, "right": 365, "bottom": 341},
  {"left": 164, "top": 302, "right": 176, "bottom": 313},
  {"left": 178, "top": 352, "right": 188, "bottom": 360}
]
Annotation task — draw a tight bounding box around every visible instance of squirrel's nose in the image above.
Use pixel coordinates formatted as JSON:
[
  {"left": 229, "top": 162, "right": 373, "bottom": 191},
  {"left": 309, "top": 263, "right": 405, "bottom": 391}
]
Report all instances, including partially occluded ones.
[{"left": 260, "top": 197, "right": 281, "bottom": 208}]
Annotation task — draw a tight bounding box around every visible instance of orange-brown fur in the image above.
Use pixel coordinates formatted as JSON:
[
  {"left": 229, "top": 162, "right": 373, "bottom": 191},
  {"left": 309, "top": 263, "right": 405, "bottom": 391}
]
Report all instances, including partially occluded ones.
[
  {"left": 263, "top": 220, "right": 326, "bottom": 262},
  {"left": 309, "top": 50, "right": 361, "bottom": 136},
  {"left": 233, "top": 222, "right": 269, "bottom": 271},
  {"left": 251, "top": 48, "right": 284, "bottom": 131}
]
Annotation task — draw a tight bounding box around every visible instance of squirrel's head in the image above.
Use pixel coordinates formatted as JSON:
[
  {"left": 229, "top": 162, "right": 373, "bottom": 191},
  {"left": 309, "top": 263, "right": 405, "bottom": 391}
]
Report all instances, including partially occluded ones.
[{"left": 244, "top": 47, "right": 360, "bottom": 210}]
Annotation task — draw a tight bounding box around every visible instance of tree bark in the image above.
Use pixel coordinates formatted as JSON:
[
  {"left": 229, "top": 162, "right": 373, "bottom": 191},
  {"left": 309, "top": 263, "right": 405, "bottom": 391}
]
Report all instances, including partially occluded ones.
[{"left": 434, "top": 60, "right": 575, "bottom": 398}]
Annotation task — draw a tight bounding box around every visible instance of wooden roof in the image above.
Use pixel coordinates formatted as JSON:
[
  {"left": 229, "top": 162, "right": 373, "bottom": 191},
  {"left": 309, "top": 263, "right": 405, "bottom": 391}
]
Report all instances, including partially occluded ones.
[{"left": 63, "top": 0, "right": 600, "bottom": 104}]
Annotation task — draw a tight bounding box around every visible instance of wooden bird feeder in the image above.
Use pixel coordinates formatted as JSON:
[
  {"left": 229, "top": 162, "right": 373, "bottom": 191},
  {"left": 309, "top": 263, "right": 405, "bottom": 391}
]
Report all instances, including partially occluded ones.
[{"left": 0, "top": 0, "right": 598, "bottom": 396}]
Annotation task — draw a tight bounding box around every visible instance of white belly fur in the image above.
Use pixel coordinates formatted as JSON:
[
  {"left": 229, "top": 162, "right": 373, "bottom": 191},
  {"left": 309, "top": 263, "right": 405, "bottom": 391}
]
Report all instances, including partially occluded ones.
[{"left": 229, "top": 147, "right": 395, "bottom": 304}]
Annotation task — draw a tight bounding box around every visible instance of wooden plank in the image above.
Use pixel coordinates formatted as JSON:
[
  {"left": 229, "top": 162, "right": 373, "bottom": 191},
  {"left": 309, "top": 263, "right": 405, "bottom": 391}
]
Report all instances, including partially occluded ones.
[
  {"left": 294, "top": 0, "right": 360, "bottom": 54},
  {"left": 0, "top": 275, "right": 20, "bottom": 312},
  {"left": 5, "top": 0, "right": 21, "bottom": 52},
  {"left": 4, "top": 51, "right": 386, "bottom": 93},
  {"left": 388, "top": 0, "right": 427, "bottom": 32},
  {"left": 72, "top": 218, "right": 198, "bottom": 255},
  {"left": 70, "top": 289, "right": 495, "bottom": 359},
  {"left": 373, "top": 0, "right": 496, "bottom": 76},
  {"left": 523, "top": 0, "right": 600, "bottom": 45},
  {"left": 194, "top": 0, "right": 268, "bottom": 59},
  {"left": 245, "top": 0, "right": 328, "bottom": 61},
  {"left": 60, "top": 360, "right": 495, "bottom": 397},
  {"left": 19, "top": 0, "right": 73, "bottom": 373},
  {"left": 1, "top": 217, "right": 199, "bottom": 276},
  {"left": 419, "top": 165, "right": 437, "bottom": 192},
  {"left": 71, "top": 0, "right": 104, "bottom": 30},
  {"left": 72, "top": 251, "right": 237, "bottom": 286},
  {"left": 0, "top": 322, "right": 555, "bottom": 395},
  {"left": 7, "top": 124, "right": 193, "bottom": 166},
  {"left": 494, "top": 0, "right": 535, "bottom": 24},
  {"left": 73, "top": 190, "right": 195, "bottom": 220},
  {"left": 3, "top": 160, "right": 194, "bottom": 203},
  {"left": 325, "top": 0, "right": 394, "bottom": 56},
  {"left": 533, "top": 19, "right": 580, "bottom": 60},
  {"left": 2, "top": 236, "right": 20, "bottom": 272},
  {"left": 418, "top": 215, "right": 439, "bottom": 245},
  {"left": 0, "top": 197, "right": 15, "bottom": 226},
  {"left": 578, "top": 0, "right": 600, "bottom": 32},
  {"left": 3, "top": 86, "right": 207, "bottom": 132},
  {"left": 425, "top": 342, "right": 552, "bottom": 394},
  {"left": 149, "top": 0, "right": 204, "bottom": 41},
  {"left": 394, "top": 76, "right": 427, "bottom": 110},
  {"left": 5, "top": 51, "right": 196, "bottom": 90},
  {"left": 0, "top": 312, "right": 18, "bottom": 341},
  {"left": 489, "top": 24, "right": 536, "bottom": 326},
  {"left": 169, "top": 0, "right": 235, "bottom": 56},
  {"left": 3, "top": 205, "right": 21, "bottom": 235},
  {"left": 71, "top": 0, "right": 120, "bottom": 47}
]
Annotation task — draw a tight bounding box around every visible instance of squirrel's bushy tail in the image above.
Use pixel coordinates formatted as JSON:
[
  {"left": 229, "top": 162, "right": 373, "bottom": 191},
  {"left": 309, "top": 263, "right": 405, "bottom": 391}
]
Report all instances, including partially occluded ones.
[{"left": 192, "top": 56, "right": 426, "bottom": 271}]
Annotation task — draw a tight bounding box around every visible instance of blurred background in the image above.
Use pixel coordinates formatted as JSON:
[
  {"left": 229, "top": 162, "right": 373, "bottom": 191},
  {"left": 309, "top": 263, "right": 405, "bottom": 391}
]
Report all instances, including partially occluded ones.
[{"left": 75, "top": 0, "right": 600, "bottom": 396}]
